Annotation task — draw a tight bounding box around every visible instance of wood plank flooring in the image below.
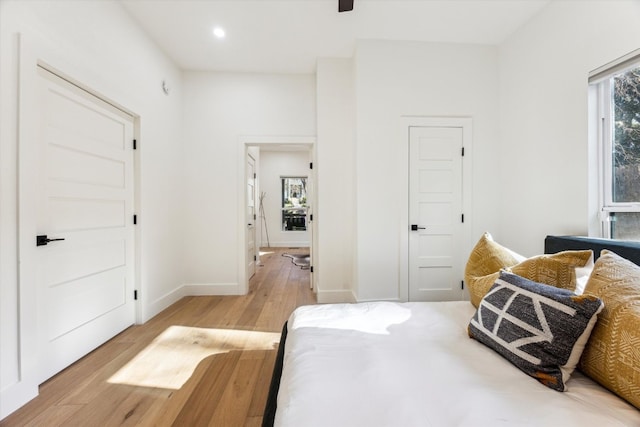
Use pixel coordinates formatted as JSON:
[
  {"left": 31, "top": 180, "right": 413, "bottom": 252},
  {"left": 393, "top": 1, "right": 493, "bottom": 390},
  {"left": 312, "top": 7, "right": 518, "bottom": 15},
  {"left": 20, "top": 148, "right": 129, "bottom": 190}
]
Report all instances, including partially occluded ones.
[{"left": 1, "top": 247, "right": 315, "bottom": 427}]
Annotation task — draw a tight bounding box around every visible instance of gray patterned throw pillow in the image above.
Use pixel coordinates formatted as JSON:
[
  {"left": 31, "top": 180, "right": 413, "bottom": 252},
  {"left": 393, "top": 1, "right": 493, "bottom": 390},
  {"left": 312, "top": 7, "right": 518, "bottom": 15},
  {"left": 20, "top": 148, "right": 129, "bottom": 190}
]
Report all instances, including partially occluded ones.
[{"left": 468, "top": 271, "right": 604, "bottom": 391}]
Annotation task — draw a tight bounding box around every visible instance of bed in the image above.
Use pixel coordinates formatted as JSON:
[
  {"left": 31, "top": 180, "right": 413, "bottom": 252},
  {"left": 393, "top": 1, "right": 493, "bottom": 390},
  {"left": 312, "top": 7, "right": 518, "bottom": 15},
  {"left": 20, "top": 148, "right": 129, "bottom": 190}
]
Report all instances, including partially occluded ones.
[{"left": 263, "top": 235, "right": 640, "bottom": 427}]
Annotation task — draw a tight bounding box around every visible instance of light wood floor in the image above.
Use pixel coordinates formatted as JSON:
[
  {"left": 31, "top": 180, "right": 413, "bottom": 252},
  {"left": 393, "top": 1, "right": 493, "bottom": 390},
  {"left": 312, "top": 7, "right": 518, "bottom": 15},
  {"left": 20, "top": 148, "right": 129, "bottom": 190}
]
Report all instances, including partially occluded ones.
[{"left": 1, "top": 247, "right": 315, "bottom": 427}]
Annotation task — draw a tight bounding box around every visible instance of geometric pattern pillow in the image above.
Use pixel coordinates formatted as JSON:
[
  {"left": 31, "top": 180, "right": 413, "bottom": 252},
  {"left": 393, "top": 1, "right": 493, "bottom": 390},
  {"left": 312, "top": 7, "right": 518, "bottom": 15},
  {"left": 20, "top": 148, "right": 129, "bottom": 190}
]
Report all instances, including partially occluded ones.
[
  {"left": 469, "top": 271, "right": 604, "bottom": 391},
  {"left": 579, "top": 250, "right": 640, "bottom": 410}
]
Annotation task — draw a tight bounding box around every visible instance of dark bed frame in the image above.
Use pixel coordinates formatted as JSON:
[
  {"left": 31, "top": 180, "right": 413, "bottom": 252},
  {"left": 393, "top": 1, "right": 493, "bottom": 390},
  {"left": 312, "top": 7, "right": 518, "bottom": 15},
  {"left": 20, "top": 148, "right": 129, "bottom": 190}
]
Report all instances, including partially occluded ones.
[
  {"left": 261, "top": 235, "right": 640, "bottom": 427},
  {"left": 262, "top": 322, "right": 287, "bottom": 427},
  {"left": 544, "top": 235, "right": 640, "bottom": 266}
]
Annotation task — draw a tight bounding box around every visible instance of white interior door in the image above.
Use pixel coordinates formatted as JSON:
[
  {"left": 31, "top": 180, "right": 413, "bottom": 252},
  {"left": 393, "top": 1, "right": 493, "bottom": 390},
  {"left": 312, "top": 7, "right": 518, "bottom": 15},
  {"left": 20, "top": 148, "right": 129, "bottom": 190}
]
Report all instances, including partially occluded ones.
[
  {"left": 36, "top": 66, "right": 136, "bottom": 382},
  {"left": 247, "top": 154, "right": 257, "bottom": 279},
  {"left": 409, "top": 126, "right": 465, "bottom": 301}
]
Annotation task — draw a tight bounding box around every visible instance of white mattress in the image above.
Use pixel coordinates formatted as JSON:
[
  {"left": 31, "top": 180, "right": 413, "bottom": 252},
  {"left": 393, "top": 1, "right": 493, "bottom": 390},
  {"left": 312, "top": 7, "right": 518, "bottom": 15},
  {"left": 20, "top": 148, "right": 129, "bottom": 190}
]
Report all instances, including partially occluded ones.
[{"left": 275, "top": 301, "right": 640, "bottom": 427}]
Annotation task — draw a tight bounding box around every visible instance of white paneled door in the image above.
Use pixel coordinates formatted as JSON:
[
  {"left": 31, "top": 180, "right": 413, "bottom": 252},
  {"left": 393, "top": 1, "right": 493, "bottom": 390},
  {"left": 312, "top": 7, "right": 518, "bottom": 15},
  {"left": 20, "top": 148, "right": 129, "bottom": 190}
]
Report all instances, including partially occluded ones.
[
  {"left": 408, "top": 126, "right": 466, "bottom": 301},
  {"left": 36, "top": 67, "right": 136, "bottom": 383},
  {"left": 247, "top": 154, "right": 257, "bottom": 279}
]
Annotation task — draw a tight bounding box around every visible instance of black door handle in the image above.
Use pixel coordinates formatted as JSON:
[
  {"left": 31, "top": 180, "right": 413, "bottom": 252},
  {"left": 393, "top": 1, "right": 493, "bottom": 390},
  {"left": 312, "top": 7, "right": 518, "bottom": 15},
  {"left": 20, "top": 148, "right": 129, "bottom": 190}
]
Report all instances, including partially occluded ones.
[
  {"left": 36, "top": 235, "right": 65, "bottom": 246},
  {"left": 411, "top": 224, "right": 426, "bottom": 231}
]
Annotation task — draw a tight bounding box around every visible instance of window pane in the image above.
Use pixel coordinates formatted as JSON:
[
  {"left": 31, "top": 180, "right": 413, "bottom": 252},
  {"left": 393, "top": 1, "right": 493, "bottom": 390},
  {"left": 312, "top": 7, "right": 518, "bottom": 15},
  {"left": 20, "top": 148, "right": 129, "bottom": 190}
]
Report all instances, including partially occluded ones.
[
  {"left": 611, "top": 212, "right": 640, "bottom": 240},
  {"left": 612, "top": 67, "right": 640, "bottom": 203},
  {"left": 281, "top": 177, "right": 307, "bottom": 231}
]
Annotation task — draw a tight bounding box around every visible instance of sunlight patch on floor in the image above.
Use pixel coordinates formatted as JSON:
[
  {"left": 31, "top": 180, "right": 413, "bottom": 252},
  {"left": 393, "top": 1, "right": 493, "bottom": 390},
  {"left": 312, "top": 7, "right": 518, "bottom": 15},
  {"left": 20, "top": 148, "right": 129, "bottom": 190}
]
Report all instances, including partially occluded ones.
[
  {"left": 259, "top": 250, "right": 275, "bottom": 256},
  {"left": 108, "top": 326, "right": 280, "bottom": 389}
]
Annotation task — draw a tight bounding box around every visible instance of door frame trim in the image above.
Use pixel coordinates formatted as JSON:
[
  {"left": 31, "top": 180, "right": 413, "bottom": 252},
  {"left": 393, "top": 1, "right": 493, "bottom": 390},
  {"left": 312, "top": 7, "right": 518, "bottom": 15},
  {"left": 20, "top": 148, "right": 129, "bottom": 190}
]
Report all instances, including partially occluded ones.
[
  {"left": 246, "top": 152, "right": 257, "bottom": 281},
  {"left": 398, "top": 116, "right": 473, "bottom": 302}
]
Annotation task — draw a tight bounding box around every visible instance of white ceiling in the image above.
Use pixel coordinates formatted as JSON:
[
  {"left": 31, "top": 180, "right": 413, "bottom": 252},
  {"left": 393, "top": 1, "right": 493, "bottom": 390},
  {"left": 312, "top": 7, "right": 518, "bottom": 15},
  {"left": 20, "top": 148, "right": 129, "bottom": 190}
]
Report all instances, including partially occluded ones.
[{"left": 120, "top": 0, "right": 550, "bottom": 74}]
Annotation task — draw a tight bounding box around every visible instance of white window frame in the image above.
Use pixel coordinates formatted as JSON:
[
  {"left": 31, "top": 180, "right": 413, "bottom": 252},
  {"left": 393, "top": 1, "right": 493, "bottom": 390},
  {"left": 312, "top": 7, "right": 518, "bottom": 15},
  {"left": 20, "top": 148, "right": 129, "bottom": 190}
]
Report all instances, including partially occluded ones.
[{"left": 590, "top": 51, "right": 640, "bottom": 239}]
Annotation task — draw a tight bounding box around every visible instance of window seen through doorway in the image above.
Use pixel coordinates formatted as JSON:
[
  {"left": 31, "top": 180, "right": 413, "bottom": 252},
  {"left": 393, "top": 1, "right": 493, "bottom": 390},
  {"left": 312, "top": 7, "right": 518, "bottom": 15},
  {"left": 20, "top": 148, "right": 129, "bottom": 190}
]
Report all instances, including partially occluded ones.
[{"left": 281, "top": 177, "right": 307, "bottom": 231}]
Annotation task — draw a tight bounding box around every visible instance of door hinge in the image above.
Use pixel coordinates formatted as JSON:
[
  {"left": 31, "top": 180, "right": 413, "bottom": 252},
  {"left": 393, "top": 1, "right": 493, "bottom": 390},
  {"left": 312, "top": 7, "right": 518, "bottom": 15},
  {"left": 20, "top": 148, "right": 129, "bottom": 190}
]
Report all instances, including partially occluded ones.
[
  {"left": 461, "top": 146, "right": 464, "bottom": 156},
  {"left": 461, "top": 280, "right": 464, "bottom": 290},
  {"left": 133, "top": 214, "right": 137, "bottom": 225},
  {"left": 461, "top": 213, "right": 464, "bottom": 223},
  {"left": 310, "top": 214, "right": 313, "bottom": 221},
  {"left": 254, "top": 255, "right": 257, "bottom": 261},
  {"left": 134, "top": 290, "right": 138, "bottom": 300},
  {"left": 309, "top": 162, "right": 313, "bottom": 170},
  {"left": 310, "top": 266, "right": 314, "bottom": 273},
  {"left": 253, "top": 173, "right": 256, "bottom": 179},
  {"left": 133, "top": 139, "right": 137, "bottom": 150},
  {"left": 254, "top": 214, "right": 257, "bottom": 220}
]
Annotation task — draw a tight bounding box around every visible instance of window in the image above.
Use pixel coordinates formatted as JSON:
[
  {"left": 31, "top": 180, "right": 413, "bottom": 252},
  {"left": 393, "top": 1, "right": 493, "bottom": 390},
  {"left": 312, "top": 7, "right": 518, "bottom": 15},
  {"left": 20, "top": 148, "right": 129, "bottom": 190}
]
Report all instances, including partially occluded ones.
[
  {"left": 591, "top": 52, "right": 640, "bottom": 240},
  {"left": 281, "top": 177, "right": 307, "bottom": 231}
]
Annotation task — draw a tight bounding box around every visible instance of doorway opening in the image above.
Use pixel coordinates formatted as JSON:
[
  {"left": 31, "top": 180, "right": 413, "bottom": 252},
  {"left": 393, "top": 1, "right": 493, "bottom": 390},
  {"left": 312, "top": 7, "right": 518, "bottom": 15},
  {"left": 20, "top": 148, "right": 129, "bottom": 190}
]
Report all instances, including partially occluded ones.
[{"left": 239, "top": 137, "right": 316, "bottom": 296}]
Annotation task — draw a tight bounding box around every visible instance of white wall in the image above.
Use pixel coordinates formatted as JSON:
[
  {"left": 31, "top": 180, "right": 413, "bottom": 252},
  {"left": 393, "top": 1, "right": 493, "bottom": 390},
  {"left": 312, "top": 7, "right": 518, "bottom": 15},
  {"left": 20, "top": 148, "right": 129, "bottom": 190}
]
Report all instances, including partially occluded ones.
[
  {"left": 181, "top": 71, "right": 316, "bottom": 294},
  {"left": 0, "top": 0, "right": 184, "bottom": 417},
  {"left": 498, "top": 0, "right": 640, "bottom": 256},
  {"left": 259, "top": 150, "right": 311, "bottom": 248},
  {"left": 316, "top": 58, "right": 357, "bottom": 302},
  {"left": 353, "top": 40, "right": 500, "bottom": 301}
]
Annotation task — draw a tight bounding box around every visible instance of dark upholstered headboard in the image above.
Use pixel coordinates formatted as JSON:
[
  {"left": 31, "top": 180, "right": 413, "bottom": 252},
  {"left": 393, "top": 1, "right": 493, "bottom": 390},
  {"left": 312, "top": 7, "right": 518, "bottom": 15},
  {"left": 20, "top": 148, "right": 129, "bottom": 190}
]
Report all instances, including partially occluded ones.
[{"left": 544, "top": 235, "right": 640, "bottom": 266}]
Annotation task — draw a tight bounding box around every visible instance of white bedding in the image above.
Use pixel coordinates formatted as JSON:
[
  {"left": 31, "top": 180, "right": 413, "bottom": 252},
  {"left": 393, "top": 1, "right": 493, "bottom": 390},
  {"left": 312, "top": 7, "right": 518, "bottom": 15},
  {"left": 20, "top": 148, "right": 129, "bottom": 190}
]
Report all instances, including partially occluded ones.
[{"left": 275, "top": 301, "right": 640, "bottom": 427}]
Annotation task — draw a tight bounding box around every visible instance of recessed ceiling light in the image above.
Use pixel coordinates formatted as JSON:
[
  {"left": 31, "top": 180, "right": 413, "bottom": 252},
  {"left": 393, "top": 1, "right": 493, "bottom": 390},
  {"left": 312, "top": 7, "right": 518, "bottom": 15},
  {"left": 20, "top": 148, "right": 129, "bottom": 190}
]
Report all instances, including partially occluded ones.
[{"left": 213, "top": 27, "right": 226, "bottom": 39}]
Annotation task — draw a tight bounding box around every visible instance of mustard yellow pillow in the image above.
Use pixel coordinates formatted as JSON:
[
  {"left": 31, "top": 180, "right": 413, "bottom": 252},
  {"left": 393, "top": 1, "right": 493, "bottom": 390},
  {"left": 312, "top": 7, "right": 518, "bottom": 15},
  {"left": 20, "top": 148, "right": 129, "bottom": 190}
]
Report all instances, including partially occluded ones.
[
  {"left": 465, "top": 233, "right": 525, "bottom": 307},
  {"left": 468, "top": 272, "right": 501, "bottom": 308},
  {"left": 579, "top": 250, "right": 640, "bottom": 410},
  {"left": 466, "top": 246, "right": 593, "bottom": 308},
  {"left": 510, "top": 251, "right": 594, "bottom": 291},
  {"left": 465, "top": 232, "right": 523, "bottom": 278}
]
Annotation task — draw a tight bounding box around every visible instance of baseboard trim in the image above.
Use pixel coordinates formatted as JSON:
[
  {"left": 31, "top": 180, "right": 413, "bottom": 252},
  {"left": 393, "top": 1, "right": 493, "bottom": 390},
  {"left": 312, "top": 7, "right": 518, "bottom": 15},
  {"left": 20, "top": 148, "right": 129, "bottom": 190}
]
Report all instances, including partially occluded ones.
[
  {"left": 144, "top": 286, "right": 187, "bottom": 322},
  {"left": 355, "top": 297, "right": 402, "bottom": 303},
  {"left": 142, "top": 283, "right": 242, "bottom": 323},
  {"left": 0, "top": 380, "right": 38, "bottom": 420},
  {"left": 316, "top": 289, "right": 356, "bottom": 304}
]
